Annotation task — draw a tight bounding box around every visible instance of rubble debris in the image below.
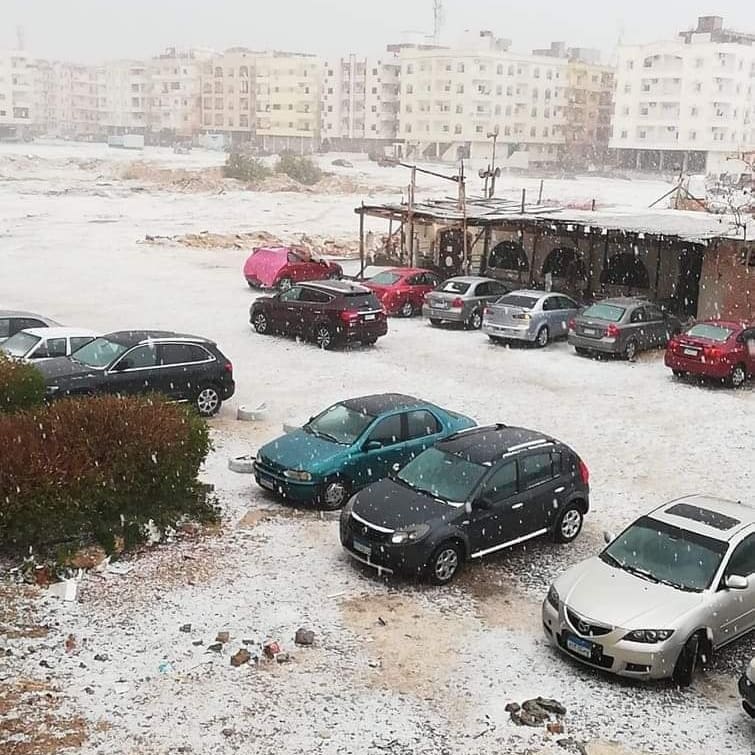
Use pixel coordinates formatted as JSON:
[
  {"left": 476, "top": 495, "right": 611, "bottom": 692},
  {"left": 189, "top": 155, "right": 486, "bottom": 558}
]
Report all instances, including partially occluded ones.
[
  {"left": 45, "top": 576, "right": 79, "bottom": 602},
  {"left": 206, "top": 643, "right": 223, "bottom": 654},
  {"left": 510, "top": 696, "right": 567, "bottom": 728},
  {"left": 215, "top": 631, "right": 230, "bottom": 644},
  {"left": 93, "top": 653, "right": 109, "bottom": 662},
  {"left": 68, "top": 546, "right": 107, "bottom": 570},
  {"left": 534, "top": 697, "right": 567, "bottom": 715},
  {"left": 230, "top": 649, "right": 252, "bottom": 667},
  {"left": 180, "top": 624, "right": 192, "bottom": 633},
  {"left": 294, "top": 628, "right": 315, "bottom": 646},
  {"left": 276, "top": 652, "right": 291, "bottom": 664},
  {"left": 547, "top": 722, "right": 566, "bottom": 734},
  {"left": 158, "top": 661, "right": 173, "bottom": 673},
  {"left": 263, "top": 641, "right": 281, "bottom": 659},
  {"left": 377, "top": 617, "right": 387, "bottom": 627},
  {"left": 504, "top": 702, "right": 520, "bottom": 713},
  {"left": 192, "top": 640, "right": 204, "bottom": 646},
  {"left": 64, "top": 634, "right": 76, "bottom": 654}
]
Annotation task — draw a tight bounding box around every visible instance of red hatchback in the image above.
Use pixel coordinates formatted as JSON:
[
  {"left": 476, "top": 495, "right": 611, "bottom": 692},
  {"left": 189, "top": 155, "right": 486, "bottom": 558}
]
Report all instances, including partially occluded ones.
[
  {"left": 363, "top": 268, "right": 441, "bottom": 317},
  {"left": 665, "top": 320, "right": 755, "bottom": 388},
  {"left": 244, "top": 246, "right": 342, "bottom": 291}
]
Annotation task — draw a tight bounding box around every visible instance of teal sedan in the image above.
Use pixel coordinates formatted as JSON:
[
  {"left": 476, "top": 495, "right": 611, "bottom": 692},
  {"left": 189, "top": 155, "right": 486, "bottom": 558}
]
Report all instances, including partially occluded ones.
[{"left": 254, "top": 393, "right": 476, "bottom": 509}]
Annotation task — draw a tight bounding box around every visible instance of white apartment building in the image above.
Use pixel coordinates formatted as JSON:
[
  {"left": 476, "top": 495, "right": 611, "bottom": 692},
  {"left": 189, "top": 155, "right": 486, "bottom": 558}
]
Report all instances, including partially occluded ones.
[
  {"left": 397, "top": 31, "right": 576, "bottom": 167},
  {"left": 611, "top": 16, "right": 755, "bottom": 174},
  {"left": 0, "top": 51, "right": 34, "bottom": 139},
  {"left": 101, "top": 60, "right": 150, "bottom": 134},
  {"left": 321, "top": 51, "right": 400, "bottom": 151}
]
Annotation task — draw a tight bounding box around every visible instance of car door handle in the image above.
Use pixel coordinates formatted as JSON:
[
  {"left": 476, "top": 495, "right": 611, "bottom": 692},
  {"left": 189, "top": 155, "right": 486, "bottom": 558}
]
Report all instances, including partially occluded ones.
[
  {"left": 554, "top": 486, "right": 565, "bottom": 493},
  {"left": 511, "top": 502, "right": 524, "bottom": 510}
]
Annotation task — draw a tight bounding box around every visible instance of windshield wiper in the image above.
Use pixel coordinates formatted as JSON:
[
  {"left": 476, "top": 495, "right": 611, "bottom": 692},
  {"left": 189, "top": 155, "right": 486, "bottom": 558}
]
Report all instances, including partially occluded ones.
[
  {"left": 622, "top": 564, "right": 660, "bottom": 584},
  {"left": 600, "top": 552, "right": 622, "bottom": 569},
  {"left": 304, "top": 427, "right": 343, "bottom": 444},
  {"left": 656, "top": 577, "right": 699, "bottom": 593}
]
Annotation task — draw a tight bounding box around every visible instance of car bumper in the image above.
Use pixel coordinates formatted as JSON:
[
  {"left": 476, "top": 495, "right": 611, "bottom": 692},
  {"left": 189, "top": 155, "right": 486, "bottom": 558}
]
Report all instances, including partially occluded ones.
[
  {"left": 339, "top": 321, "right": 388, "bottom": 343},
  {"left": 222, "top": 380, "right": 235, "bottom": 400},
  {"left": 422, "top": 305, "right": 466, "bottom": 323},
  {"left": 664, "top": 352, "right": 732, "bottom": 379},
  {"left": 568, "top": 332, "right": 620, "bottom": 354},
  {"left": 739, "top": 673, "right": 755, "bottom": 714},
  {"left": 542, "top": 600, "right": 680, "bottom": 680},
  {"left": 253, "top": 462, "right": 320, "bottom": 502},
  {"left": 482, "top": 321, "right": 536, "bottom": 341}
]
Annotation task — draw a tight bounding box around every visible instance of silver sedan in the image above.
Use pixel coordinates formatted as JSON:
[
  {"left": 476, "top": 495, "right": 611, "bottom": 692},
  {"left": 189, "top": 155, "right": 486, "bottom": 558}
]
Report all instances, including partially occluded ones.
[
  {"left": 422, "top": 276, "right": 509, "bottom": 330},
  {"left": 482, "top": 290, "right": 580, "bottom": 347},
  {"left": 543, "top": 494, "right": 755, "bottom": 686}
]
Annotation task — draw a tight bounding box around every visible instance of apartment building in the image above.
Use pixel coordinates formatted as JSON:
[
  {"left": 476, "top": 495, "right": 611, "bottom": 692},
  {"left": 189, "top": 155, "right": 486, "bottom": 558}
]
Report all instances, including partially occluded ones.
[
  {"left": 0, "top": 51, "right": 34, "bottom": 139},
  {"left": 253, "top": 51, "right": 320, "bottom": 154},
  {"left": 611, "top": 16, "right": 755, "bottom": 173},
  {"left": 321, "top": 51, "right": 401, "bottom": 151},
  {"left": 199, "top": 48, "right": 256, "bottom": 147},
  {"left": 101, "top": 60, "right": 150, "bottom": 134},
  {"left": 397, "top": 31, "right": 612, "bottom": 168}
]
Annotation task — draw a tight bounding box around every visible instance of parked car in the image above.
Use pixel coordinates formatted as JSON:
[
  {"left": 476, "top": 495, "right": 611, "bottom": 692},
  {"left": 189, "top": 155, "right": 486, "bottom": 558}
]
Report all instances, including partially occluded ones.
[
  {"left": 739, "top": 658, "right": 755, "bottom": 717},
  {"left": 363, "top": 268, "right": 441, "bottom": 317},
  {"left": 35, "top": 330, "right": 235, "bottom": 417},
  {"left": 250, "top": 280, "right": 387, "bottom": 350},
  {"left": 665, "top": 320, "right": 754, "bottom": 388},
  {"left": 1, "top": 327, "right": 98, "bottom": 362},
  {"left": 422, "top": 276, "right": 510, "bottom": 330},
  {"left": 0, "top": 310, "right": 60, "bottom": 344},
  {"left": 543, "top": 494, "right": 755, "bottom": 686},
  {"left": 340, "top": 424, "right": 590, "bottom": 584},
  {"left": 483, "top": 290, "right": 580, "bottom": 347},
  {"left": 568, "top": 297, "right": 682, "bottom": 360},
  {"left": 254, "top": 394, "right": 476, "bottom": 509},
  {"left": 243, "top": 246, "right": 343, "bottom": 291}
]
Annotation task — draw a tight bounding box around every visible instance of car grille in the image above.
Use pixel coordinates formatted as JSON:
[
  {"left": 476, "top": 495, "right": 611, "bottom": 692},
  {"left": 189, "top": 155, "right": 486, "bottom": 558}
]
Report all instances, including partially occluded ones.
[
  {"left": 350, "top": 513, "right": 392, "bottom": 544},
  {"left": 255, "top": 453, "right": 285, "bottom": 476},
  {"left": 566, "top": 607, "right": 613, "bottom": 637}
]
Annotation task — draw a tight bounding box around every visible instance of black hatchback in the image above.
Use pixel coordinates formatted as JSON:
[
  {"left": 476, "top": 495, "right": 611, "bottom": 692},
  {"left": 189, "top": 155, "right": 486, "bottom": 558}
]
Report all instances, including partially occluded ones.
[
  {"left": 35, "top": 330, "right": 235, "bottom": 417},
  {"left": 340, "top": 425, "right": 590, "bottom": 585}
]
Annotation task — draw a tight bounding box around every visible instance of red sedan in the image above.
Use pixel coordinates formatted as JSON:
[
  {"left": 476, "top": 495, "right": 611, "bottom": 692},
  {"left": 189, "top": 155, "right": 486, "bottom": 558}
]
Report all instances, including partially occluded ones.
[
  {"left": 665, "top": 320, "right": 755, "bottom": 388},
  {"left": 243, "top": 246, "right": 342, "bottom": 291},
  {"left": 363, "top": 268, "right": 441, "bottom": 317}
]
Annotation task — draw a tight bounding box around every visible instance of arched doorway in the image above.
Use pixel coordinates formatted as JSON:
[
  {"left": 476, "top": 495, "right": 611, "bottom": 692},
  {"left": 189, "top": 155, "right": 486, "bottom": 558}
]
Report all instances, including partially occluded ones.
[
  {"left": 542, "top": 247, "right": 586, "bottom": 296},
  {"left": 600, "top": 253, "right": 650, "bottom": 293},
  {"left": 487, "top": 241, "right": 529, "bottom": 283}
]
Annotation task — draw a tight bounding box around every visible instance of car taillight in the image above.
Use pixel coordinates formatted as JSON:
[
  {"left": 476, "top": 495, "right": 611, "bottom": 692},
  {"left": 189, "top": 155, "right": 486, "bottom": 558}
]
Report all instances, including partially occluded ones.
[
  {"left": 340, "top": 310, "right": 360, "bottom": 325},
  {"left": 450, "top": 297, "right": 464, "bottom": 309},
  {"left": 484, "top": 307, "right": 492, "bottom": 315},
  {"left": 568, "top": 318, "right": 576, "bottom": 331},
  {"left": 703, "top": 345, "right": 723, "bottom": 360},
  {"left": 605, "top": 323, "right": 620, "bottom": 338},
  {"left": 513, "top": 313, "right": 531, "bottom": 320},
  {"left": 224, "top": 361, "right": 233, "bottom": 374},
  {"left": 578, "top": 458, "right": 590, "bottom": 485}
]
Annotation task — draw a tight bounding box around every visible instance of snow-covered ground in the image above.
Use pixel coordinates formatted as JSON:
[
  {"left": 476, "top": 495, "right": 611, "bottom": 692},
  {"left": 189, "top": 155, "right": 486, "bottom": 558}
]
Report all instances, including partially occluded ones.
[{"left": 1, "top": 142, "right": 753, "bottom": 755}]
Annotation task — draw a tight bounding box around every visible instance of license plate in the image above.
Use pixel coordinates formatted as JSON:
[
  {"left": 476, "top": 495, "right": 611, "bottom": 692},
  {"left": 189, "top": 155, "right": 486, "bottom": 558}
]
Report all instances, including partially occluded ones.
[
  {"left": 258, "top": 476, "right": 274, "bottom": 490},
  {"left": 683, "top": 348, "right": 698, "bottom": 356},
  {"left": 583, "top": 328, "right": 597, "bottom": 336},
  {"left": 566, "top": 634, "right": 594, "bottom": 659},
  {"left": 364, "top": 314, "right": 376, "bottom": 321},
  {"left": 433, "top": 301, "right": 448, "bottom": 309},
  {"left": 352, "top": 538, "right": 371, "bottom": 557}
]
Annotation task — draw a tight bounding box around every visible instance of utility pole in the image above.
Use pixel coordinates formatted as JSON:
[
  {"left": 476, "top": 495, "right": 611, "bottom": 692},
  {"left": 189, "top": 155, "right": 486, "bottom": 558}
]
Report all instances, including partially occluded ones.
[
  {"left": 478, "top": 126, "right": 500, "bottom": 198},
  {"left": 407, "top": 165, "right": 417, "bottom": 266}
]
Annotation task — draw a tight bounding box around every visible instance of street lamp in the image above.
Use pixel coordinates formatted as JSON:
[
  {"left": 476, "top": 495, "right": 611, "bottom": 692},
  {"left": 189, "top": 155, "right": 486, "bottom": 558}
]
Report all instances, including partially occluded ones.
[{"left": 478, "top": 125, "right": 501, "bottom": 198}]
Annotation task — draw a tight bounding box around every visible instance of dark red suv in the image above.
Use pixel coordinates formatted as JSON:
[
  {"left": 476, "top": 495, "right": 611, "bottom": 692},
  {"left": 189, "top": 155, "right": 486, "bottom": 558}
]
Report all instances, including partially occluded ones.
[
  {"left": 665, "top": 320, "right": 755, "bottom": 387},
  {"left": 249, "top": 280, "right": 388, "bottom": 349}
]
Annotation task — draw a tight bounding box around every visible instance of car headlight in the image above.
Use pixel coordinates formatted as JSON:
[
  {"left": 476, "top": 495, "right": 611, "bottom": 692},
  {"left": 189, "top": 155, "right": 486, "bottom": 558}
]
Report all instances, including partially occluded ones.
[
  {"left": 546, "top": 584, "right": 560, "bottom": 610},
  {"left": 45, "top": 385, "right": 60, "bottom": 395},
  {"left": 390, "top": 523, "right": 431, "bottom": 544},
  {"left": 623, "top": 629, "right": 675, "bottom": 643},
  {"left": 283, "top": 469, "right": 313, "bottom": 482}
]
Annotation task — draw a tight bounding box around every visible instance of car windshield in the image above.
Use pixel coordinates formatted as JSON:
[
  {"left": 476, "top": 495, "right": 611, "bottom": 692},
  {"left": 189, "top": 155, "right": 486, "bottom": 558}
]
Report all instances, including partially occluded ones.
[
  {"left": 304, "top": 403, "right": 375, "bottom": 445},
  {"left": 439, "top": 280, "right": 470, "bottom": 294},
  {"left": 397, "top": 447, "right": 487, "bottom": 504},
  {"left": 71, "top": 337, "right": 129, "bottom": 368},
  {"left": 1, "top": 331, "right": 40, "bottom": 357},
  {"left": 583, "top": 303, "right": 626, "bottom": 322},
  {"left": 369, "top": 272, "right": 402, "bottom": 286},
  {"left": 600, "top": 516, "right": 727, "bottom": 592},
  {"left": 685, "top": 324, "right": 734, "bottom": 342},
  {"left": 495, "top": 294, "right": 538, "bottom": 309}
]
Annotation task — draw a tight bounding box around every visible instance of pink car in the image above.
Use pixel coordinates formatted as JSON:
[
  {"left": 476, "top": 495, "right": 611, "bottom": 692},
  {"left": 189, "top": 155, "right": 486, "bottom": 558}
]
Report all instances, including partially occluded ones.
[{"left": 243, "top": 247, "right": 343, "bottom": 291}]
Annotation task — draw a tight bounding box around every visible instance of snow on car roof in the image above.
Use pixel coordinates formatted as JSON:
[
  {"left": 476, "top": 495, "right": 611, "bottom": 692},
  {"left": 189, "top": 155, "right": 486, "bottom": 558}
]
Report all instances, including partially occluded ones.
[{"left": 20, "top": 327, "right": 98, "bottom": 338}]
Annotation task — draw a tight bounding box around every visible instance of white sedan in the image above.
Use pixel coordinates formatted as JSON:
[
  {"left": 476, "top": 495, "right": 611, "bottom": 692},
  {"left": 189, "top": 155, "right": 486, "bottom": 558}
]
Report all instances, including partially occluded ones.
[{"left": 1, "top": 327, "right": 98, "bottom": 362}]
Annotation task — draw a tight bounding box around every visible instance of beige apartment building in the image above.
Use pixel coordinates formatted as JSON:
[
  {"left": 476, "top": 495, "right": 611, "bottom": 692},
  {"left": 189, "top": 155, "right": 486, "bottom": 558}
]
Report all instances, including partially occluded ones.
[
  {"left": 101, "top": 60, "right": 150, "bottom": 134},
  {"left": 321, "top": 50, "right": 401, "bottom": 151},
  {"left": 0, "top": 51, "right": 34, "bottom": 139}
]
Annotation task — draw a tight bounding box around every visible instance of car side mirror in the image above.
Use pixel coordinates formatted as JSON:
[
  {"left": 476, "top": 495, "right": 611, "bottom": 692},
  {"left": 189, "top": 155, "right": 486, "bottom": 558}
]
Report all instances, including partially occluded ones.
[
  {"left": 364, "top": 440, "right": 383, "bottom": 452},
  {"left": 112, "top": 359, "right": 131, "bottom": 372},
  {"left": 603, "top": 530, "right": 615, "bottom": 544},
  {"left": 724, "top": 574, "right": 748, "bottom": 591},
  {"left": 474, "top": 495, "right": 493, "bottom": 510}
]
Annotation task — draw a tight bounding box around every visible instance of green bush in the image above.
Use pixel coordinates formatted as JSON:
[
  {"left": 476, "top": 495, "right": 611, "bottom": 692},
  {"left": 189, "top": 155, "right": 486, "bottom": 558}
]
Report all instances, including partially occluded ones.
[
  {"left": 0, "top": 395, "right": 215, "bottom": 555},
  {"left": 275, "top": 151, "right": 322, "bottom": 185},
  {"left": 223, "top": 148, "right": 271, "bottom": 182},
  {"left": 0, "top": 354, "right": 45, "bottom": 414}
]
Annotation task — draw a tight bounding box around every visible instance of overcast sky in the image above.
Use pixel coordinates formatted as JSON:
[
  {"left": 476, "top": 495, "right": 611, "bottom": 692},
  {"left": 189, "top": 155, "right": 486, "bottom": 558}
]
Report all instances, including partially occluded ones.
[{"left": 3, "top": 1, "right": 754, "bottom": 63}]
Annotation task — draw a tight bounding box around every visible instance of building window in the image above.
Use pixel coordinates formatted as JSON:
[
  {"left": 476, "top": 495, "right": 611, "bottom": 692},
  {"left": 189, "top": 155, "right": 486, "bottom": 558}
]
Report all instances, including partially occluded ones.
[
  {"left": 456, "top": 104, "right": 463, "bottom": 114},
  {"left": 457, "top": 84, "right": 464, "bottom": 94},
  {"left": 475, "top": 124, "right": 483, "bottom": 134},
  {"left": 406, "top": 64, "right": 414, "bottom": 74},
  {"left": 215, "top": 97, "right": 223, "bottom": 109},
  {"left": 406, "top": 84, "right": 413, "bottom": 94},
  {"left": 530, "top": 126, "right": 536, "bottom": 137},
  {"left": 458, "top": 63, "right": 465, "bottom": 73},
  {"left": 454, "top": 124, "right": 462, "bottom": 134}
]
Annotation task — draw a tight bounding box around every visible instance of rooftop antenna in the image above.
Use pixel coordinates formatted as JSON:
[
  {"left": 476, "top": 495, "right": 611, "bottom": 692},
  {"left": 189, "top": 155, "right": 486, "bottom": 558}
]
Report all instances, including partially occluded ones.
[
  {"left": 433, "top": 0, "right": 444, "bottom": 43},
  {"left": 16, "top": 25, "right": 25, "bottom": 51}
]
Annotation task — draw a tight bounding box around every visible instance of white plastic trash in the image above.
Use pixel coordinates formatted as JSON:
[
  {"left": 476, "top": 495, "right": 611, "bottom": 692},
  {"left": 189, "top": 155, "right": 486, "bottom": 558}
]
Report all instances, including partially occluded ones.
[
  {"left": 228, "top": 454, "right": 256, "bottom": 474},
  {"left": 237, "top": 403, "right": 267, "bottom": 422}
]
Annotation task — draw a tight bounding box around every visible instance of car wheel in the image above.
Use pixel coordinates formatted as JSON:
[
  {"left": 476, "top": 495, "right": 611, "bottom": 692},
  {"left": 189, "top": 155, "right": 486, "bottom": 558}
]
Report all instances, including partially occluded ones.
[
  {"left": 195, "top": 385, "right": 221, "bottom": 417},
  {"left": 400, "top": 300, "right": 415, "bottom": 318},
  {"left": 535, "top": 325, "right": 550, "bottom": 348},
  {"left": 362, "top": 337, "right": 378, "bottom": 346},
  {"left": 730, "top": 363, "right": 747, "bottom": 388},
  {"left": 467, "top": 309, "right": 483, "bottom": 330},
  {"left": 277, "top": 277, "right": 293, "bottom": 292},
  {"left": 574, "top": 347, "right": 590, "bottom": 357},
  {"left": 672, "top": 633, "right": 702, "bottom": 687},
  {"left": 624, "top": 339, "right": 638, "bottom": 361},
  {"left": 314, "top": 324, "right": 335, "bottom": 350},
  {"left": 428, "top": 541, "right": 463, "bottom": 585},
  {"left": 743, "top": 700, "right": 755, "bottom": 719},
  {"left": 555, "top": 504, "right": 584, "bottom": 543},
  {"left": 429, "top": 318, "right": 442, "bottom": 327},
  {"left": 252, "top": 311, "right": 270, "bottom": 334},
  {"left": 319, "top": 479, "right": 350, "bottom": 511}
]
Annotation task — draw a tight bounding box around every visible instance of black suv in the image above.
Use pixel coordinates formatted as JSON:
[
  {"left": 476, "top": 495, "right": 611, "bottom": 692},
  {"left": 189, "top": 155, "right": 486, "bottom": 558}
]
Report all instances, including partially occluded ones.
[
  {"left": 250, "top": 280, "right": 388, "bottom": 349},
  {"left": 36, "top": 330, "right": 235, "bottom": 417},
  {"left": 340, "top": 425, "right": 590, "bottom": 585}
]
